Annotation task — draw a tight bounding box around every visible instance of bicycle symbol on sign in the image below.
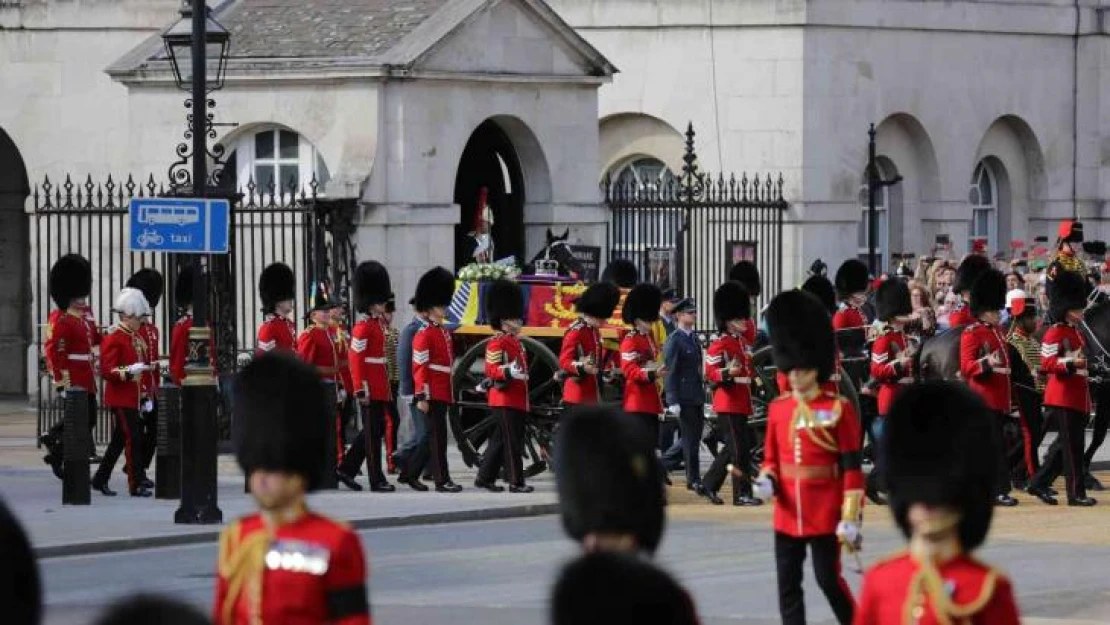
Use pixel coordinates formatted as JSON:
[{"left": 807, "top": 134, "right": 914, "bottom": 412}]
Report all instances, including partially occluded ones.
[{"left": 136, "top": 229, "right": 165, "bottom": 248}]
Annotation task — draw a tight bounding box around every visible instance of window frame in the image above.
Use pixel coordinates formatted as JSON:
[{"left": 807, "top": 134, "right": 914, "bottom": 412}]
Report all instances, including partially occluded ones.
[{"left": 232, "top": 127, "right": 330, "bottom": 195}]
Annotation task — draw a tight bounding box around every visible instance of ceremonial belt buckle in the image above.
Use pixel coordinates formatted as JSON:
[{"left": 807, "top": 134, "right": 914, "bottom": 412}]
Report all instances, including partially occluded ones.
[
  {"left": 732, "top": 377, "right": 751, "bottom": 384},
  {"left": 781, "top": 464, "right": 839, "bottom": 480}
]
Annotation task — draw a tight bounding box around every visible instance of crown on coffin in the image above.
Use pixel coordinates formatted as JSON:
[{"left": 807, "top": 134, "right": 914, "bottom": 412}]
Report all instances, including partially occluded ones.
[{"left": 534, "top": 258, "right": 559, "bottom": 277}]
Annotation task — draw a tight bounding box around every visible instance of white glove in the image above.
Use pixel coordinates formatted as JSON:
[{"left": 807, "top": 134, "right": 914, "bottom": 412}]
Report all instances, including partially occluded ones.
[
  {"left": 665, "top": 405, "right": 680, "bottom": 418},
  {"left": 753, "top": 474, "right": 775, "bottom": 500},
  {"left": 127, "top": 362, "right": 148, "bottom": 376},
  {"left": 141, "top": 399, "right": 154, "bottom": 414},
  {"left": 337, "top": 388, "right": 348, "bottom": 404},
  {"left": 837, "top": 520, "right": 862, "bottom": 548},
  {"left": 510, "top": 361, "right": 528, "bottom": 381}
]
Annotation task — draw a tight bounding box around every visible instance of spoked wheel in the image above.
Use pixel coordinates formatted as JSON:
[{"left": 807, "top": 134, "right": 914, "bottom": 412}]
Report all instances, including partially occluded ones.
[{"left": 450, "top": 336, "right": 563, "bottom": 475}]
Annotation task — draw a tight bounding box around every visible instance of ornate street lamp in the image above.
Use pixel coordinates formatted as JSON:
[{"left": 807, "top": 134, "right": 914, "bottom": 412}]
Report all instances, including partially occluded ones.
[{"left": 161, "top": 4, "right": 230, "bottom": 93}]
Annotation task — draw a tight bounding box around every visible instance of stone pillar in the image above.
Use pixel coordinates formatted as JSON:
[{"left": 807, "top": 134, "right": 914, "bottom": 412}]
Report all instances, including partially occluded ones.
[{"left": 0, "top": 129, "right": 30, "bottom": 397}]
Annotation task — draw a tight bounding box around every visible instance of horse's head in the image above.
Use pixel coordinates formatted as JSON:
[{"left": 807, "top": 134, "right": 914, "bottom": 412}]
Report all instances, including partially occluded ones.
[{"left": 537, "top": 228, "right": 584, "bottom": 278}]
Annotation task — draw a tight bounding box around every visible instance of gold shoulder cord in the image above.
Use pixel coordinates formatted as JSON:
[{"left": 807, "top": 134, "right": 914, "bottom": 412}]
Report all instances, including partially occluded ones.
[
  {"left": 219, "top": 522, "right": 273, "bottom": 625},
  {"left": 789, "top": 394, "right": 841, "bottom": 453},
  {"left": 901, "top": 558, "right": 998, "bottom": 625}
]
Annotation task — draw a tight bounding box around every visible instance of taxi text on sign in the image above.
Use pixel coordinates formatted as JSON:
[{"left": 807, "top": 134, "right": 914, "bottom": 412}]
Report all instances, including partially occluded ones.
[{"left": 128, "top": 198, "right": 230, "bottom": 254}]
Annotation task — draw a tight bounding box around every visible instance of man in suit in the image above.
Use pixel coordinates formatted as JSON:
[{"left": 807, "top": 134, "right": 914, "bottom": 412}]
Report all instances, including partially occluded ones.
[{"left": 663, "top": 298, "right": 707, "bottom": 494}]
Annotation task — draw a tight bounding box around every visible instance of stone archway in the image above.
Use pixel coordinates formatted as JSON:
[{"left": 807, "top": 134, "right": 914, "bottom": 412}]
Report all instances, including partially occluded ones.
[{"left": 0, "top": 127, "right": 31, "bottom": 397}]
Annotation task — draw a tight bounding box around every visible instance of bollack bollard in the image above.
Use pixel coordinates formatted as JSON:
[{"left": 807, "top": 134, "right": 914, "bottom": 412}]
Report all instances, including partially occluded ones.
[
  {"left": 156, "top": 384, "right": 182, "bottom": 500},
  {"left": 62, "top": 387, "right": 91, "bottom": 505},
  {"left": 319, "top": 380, "right": 338, "bottom": 489}
]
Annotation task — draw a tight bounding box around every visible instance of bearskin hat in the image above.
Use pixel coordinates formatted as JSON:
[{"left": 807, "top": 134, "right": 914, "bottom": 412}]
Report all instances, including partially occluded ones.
[
  {"left": 259, "top": 263, "right": 296, "bottom": 311},
  {"left": 728, "top": 261, "right": 761, "bottom": 297},
  {"left": 48, "top": 254, "right": 92, "bottom": 310},
  {"left": 766, "top": 289, "right": 835, "bottom": 382},
  {"left": 353, "top": 261, "right": 391, "bottom": 313},
  {"left": 713, "top": 281, "right": 751, "bottom": 332},
  {"left": 801, "top": 275, "right": 837, "bottom": 315},
  {"left": 414, "top": 267, "right": 455, "bottom": 312},
  {"left": 0, "top": 498, "right": 41, "bottom": 625},
  {"left": 485, "top": 279, "right": 525, "bottom": 330},
  {"left": 126, "top": 269, "right": 164, "bottom": 310},
  {"left": 601, "top": 259, "right": 639, "bottom": 288},
  {"left": 621, "top": 283, "right": 662, "bottom": 325},
  {"left": 175, "top": 266, "right": 194, "bottom": 309},
  {"left": 834, "top": 259, "right": 869, "bottom": 299},
  {"left": 953, "top": 254, "right": 991, "bottom": 295},
  {"left": 551, "top": 552, "right": 699, "bottom": 625},
  {"left": 969, "top": 269, "right": 1006, "bottom": 316},
  {"left": 875, "top": 278, "right": 912, "bottom": 321},
  {"left": 555, "top": 406, "right": 665, "bottom": 555},
  {"left": 93, "top": 595, "right": 210, "bottom": 625},
  {"left": 884, "top": 381, "right": 998, "bottom": 551},
  {"left": 233, "top": 353, "right": 329, "bottom": 490},
  {"left": 1049, "top": 269, "right": 1089, "bottom": 321},
  {"left": 1058, "top": 219, "right": 1084, "bottom": 243},
  {"left": 114, "top": 287, "right": 150, "bottom": 318},
  {"left": 575, "top": 282, "right": 621, "bottom": 320}
]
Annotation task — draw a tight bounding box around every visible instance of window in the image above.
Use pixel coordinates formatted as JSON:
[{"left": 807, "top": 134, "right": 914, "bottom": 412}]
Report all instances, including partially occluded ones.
[
  {"left": 608, "top": 158, "right": 681, "bottom": 275},
  {"left": 969, "top": 162, "right": 996, "bottom": 252},
  {"left": 614, "top": 157, "right": 678, "bottom": 195},
  {"left": 231, "top": 128, "right": 331, "bottom": 194},
  {"left": 857, "top": 170, "right": 890, "bottom": 271}
]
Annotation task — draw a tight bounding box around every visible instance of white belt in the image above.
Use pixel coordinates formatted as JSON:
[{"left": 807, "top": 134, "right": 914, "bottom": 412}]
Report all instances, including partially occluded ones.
[
  {"left": 68, "top": 354, "right": 91, "bottom": 361},
  {"left": 829, "top": 374, "right": 841, "bottom": 382},
  {"left": 429, "top": 364, "right": 451, "bottom": 373},
  {"left": 732, "top": 377, "right": 751, "bottom": 384},
  {"left": 364, "top": 357, "right": 386, "bottom": 364}
]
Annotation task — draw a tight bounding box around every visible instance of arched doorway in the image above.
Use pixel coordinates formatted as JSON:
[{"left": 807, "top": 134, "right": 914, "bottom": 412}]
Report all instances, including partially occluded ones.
[
  {"left": 454, "top": 119, "right": 526, "bottom": 270},
  {"left": 0, "top": 126, "right": 31, "bottom": 397}
]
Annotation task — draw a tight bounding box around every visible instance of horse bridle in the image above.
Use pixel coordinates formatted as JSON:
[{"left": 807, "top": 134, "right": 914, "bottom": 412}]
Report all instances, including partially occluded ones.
[{"left": 1079, "top": 289, "right": 1110, "bottom": 380}]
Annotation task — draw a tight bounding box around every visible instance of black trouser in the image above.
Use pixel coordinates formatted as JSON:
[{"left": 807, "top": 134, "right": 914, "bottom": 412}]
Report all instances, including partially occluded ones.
[
  {"left": 478, "top": 407, "right": 526, "bottom": 486},
  {"left": 47, "top": 394, "right": 99, "bottom": 457},
  {"left": 405, "top": 400, "right": 451, "bottom": 485},
  {"left": 1011, "top": 391, "right": 1045, "bottom": 482},
  {"left": 703, "top": 413, "right": 754, "bottom": 496},
  {"left": 774, "top": 532, "right": 855, "bottom": 625},
  {"left": 139, "top": 401, "right": 158, "bottom": 472},
  {"left": 339, "top": 401, "right": 388, "bottom": 486},
  {"left": 1032, "top": 407, "right": 1089, "bottom": 501},
  {"left": 677, "top": 404, "right": 704, "bottom": 486},
  {"left": 628, "top": 412, "right": 667, "bottom": 483},
  {"left": 658, "top": 419, "right": 679, "bottom": 455},
  {"left": 991, "top": 411, "right": 1013, "bottom": 496},
  {"left": 93, "top": 408, "right": 144, "bottom": 493},
  {"left": 866, "top": 416, "right": 885, "bottom": 494},
  {"left": 1085, "top": 396, "right": 1109, "bottom": 474}
]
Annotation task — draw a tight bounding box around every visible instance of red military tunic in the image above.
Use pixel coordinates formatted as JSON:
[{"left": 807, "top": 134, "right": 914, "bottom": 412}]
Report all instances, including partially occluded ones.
[
  {"left": 854, "top": 552, "right": 1020, "bottom": 625},
  {"left": 169, "top": 314, "right": 191, "bottom": 386},
  {"left": 705, "top": 332, "right": 753, "bottom": 415},
  {"left": 297, "top": 323, "right": 340, "bottom": 384},
  {"left": 349, "top": 315, "right": 391, "bottom": 402},
  {"left": 1040, "top": 323, "right": 1091, "bottom": 414},
  {"left": 214, "top": 511, "right": 370, "bottom": 625},
  {"left": 256, "top": 314, "right": 296, "bottom": 356},
  {"left": 559, "top": 319, "right": 604, "bottom": 405},
  {"left": 331, "top": 323, "right": 354, "bottom": 395},
  {"left": 100, "top": 324, "right": 146, "bottom": 410},
  {"left": 959, "top": 321, "right": 1011, "bottom": 413},
  {"left": 619, "top": 329, "right": 663, "bottom": 415},
  {"left": 137, "top": 322, "right": 160, "bottom": 399},
  {"left": 412, "top": 321, "right": 453, "bottom": 403},
  {"left": 870, "top": 327, "right": 912, "bottom": 415},
  {"left": 45, "top": 310, "right": 98, "bottom": 395},
  {"left": 761, "top": 391, "right": 864, "bottom": 537},
  {"left": 949, "top": 303, "right": 975, "bottom": 328},
  {"left": 832, "top": 305, "right": 868, "bottom": 335},
  {"left": 485, "top": 332, "right": 530, "bottom": 411},
  {"left": 775, "top": 353, "right": 842, "bottom": 397}
]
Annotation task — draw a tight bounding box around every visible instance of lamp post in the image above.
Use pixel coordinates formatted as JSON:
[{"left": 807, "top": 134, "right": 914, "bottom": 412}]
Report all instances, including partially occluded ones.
[
  {"left": 866, "top": 124, "right": 903, "bottom": 276},
  {"left": 162, "top": 0, "right": 229, "bottom": 524}
]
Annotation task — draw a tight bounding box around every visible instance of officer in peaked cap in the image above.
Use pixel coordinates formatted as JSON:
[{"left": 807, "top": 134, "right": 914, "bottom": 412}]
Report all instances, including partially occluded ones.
[
  {"left": 215, "top": 353, "right": 371, "bottom": 625},
  {"left": 126, "top": 268, "right": 164, "bottom": 486},
  {"left": 601, "top": 258, "right": 639, "bottom": 289},
  {"left": 1047, "top": 220, "right": 1088, "bottom": 303},
  {"left": 550, "top": 551, "right": 700, "bottom": 625},
  {"left": 256, "top": 263, "right": 297, "bottom": 356},
  {"left": 297, "top": 280, "right": 347, "bottom": 481},
  {"left": 559, "top": 282, "right": 621, "bottom": 407},
  {"left": 855, "top": 381, "right": 1020, "bottom": 624}
]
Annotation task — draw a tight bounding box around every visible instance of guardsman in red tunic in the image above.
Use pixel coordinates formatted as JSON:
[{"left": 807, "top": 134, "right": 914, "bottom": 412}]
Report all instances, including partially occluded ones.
[
  {"left": 619, "top": 284, "right": 667, "bottom": 456},
  {"left": 92, "top": 287, "right": 152, "bottom": 497},
  {"left": 298, "top": 283, "right": 344, "bottom": 468},
  {"left": 409, "top": 267, "right": 462, "bottom": 493},
  {"left": 757, "top": 289, "right": 863, "bottom": 625},
  {"left": 126, "top": 268, "right": 164, "bottom": 488},
  {"left": 214, "top": 353, "right": 371, "bottom": 625},
  {"left": 336, "top": 261, "right": 396, "bottom": 493},
  {"left": 169, "top": 267, "right": 193, "bottom": 386},
  {"left": 256, "top": 263, "right": 297, "bottom": 356},
  {"left": 832, "top": 260, "right": 871, "bottom": 371},
  {"left": 958, "top": 269, "right": 1019, "bottom": 507},
  {"left": 854, "top": 382, "right": 1021, "bottom": 625},
  {"left": 777, "top": 276, "right": 843, "bottom": 397},
  {"left": 729, "top": 260, "right": 763, "bottom": 346},
  {"left": 42, "top": 254, "right": 98, "bottom": 477},
  {"left": 559, "top": 282, "right": 620, "bottom": 406},
  {"left": 476, "top": 279, "right": 534, "bottom": 493},
  {"left": 949, "top": 254, "right": 991, "bottom": 329},
  {"left": 867, "top": 278, "right": 914, "bottom": 505},
  {"left": 1028, "top": 270, "right": 1097, "bottom": 506}
]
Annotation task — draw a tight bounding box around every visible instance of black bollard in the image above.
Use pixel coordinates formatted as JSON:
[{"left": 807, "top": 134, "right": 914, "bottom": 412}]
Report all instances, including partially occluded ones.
[
  {"left": 62, "top": 387, "right": 91, "bottom": 505},
  {"left": 319, "top": 380, "right": 338, "bottom": 489},
  {"left": 156, "top": 385, "right": 182, "bottom": 500}
]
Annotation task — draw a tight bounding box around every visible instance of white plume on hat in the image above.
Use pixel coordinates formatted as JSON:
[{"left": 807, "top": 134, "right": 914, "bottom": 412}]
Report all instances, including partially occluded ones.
[
  {"left": 1005, "top": 289, "right": 1028, "bottom": 311},
  {"left": 115, "top": 287, "right": 151, "bottom": 317}
]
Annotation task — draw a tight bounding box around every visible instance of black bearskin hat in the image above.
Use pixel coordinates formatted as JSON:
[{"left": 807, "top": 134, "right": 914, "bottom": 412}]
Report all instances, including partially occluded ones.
[
  {"left": 1049, "top": 269, "right": 1089, "bottom": 321},
  {"left": 884, "top": 381, "right": 998, "bottom": 551},
  {"left": 801, "top": 275, "right": 836, "bottom": 315},
  {"left": 93, "top": 595, "right": 210, "bottom": 625},
  {"left": 575, "top": 282, "right": 621, "bottom": 320},
  {"left": 353, "top": 261, "right": 391, "bottom": 312},
  {"left": 969, "top": 269, "right": 1006, "bottom": 316},
  {"left": 126, "top": 268, "right": 164, "bottom": 310},
  {"left": 233, "top": 353, "right": 329, "bottom": 490},
  {"left": 551, "top": 552, "right": 699, "bottom": 625},
  {"left": 767, "top": 290, "right": 835, "bottom": 382},
  {"left": 259, "top": 263, "right": 296, "bottom": 311},
  {"left": 485, "top": 279, "right": 525, "bottom": 330},
  {"left": 834, "top": 259, "right": 869, "bottom": 299},
  {"left": 953, "top": 254, "right": 991, "bottom": 295},
  {"left": 875, "top": 278, "right": 912, "bottom": 321},
  {"left": 175, "top": 266, "right": 194, "bottom": 309},
  {"left": 713, "top": 281, "right": 751, "bottom": 332},
  {"left": 0, "top": 498, "right": 41, "bottom": 625},
  {"left": 414, "top": 267, "right": 455, "bottom": 312},
  {"left": 601, "top": 259, "right": 639, "bottom": 288},
  {"left": 48, "top": 254, "right": 92, "bottom": 310},
  {"left": 555, "top": 406, "right": 665, "bottom": 555},
  {"left": 728, "top": 261, "right": 761, "bottom": 297},
  {"left": 621, "top": 283, "right": 662, "bottom": 325}
]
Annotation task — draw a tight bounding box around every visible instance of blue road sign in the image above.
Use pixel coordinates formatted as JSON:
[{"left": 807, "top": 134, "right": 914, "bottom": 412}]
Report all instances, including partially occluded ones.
[{"left": 129, "top": 197, "right": 230, "bottom": 254}]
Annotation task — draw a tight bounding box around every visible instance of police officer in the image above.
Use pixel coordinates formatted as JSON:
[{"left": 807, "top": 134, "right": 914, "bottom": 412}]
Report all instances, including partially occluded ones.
[
  {"left": 256, "top": 263, "right": 297, "bottom": 355},
  {"left": 662, "top": 297, "right": 705, "bottom": 494}
]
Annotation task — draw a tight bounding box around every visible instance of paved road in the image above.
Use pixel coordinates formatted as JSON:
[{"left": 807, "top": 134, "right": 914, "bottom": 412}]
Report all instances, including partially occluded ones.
[{"left": 39, "top": 509, "right": 1110, "bottom": 625}]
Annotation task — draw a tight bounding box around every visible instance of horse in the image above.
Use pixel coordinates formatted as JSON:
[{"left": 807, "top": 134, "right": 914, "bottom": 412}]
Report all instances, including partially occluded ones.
[{"left": 523, "top": 228, "right": 586, "bottom": 278}]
